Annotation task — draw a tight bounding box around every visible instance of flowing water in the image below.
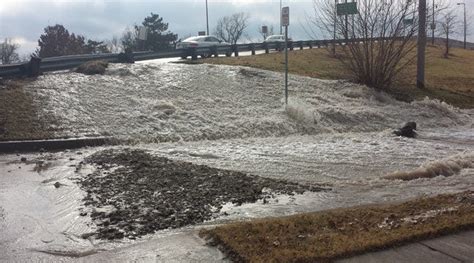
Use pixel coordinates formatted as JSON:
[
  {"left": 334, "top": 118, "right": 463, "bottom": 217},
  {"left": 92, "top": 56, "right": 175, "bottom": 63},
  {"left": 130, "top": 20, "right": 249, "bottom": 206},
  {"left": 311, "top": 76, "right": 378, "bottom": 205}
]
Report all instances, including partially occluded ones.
[{"left": 1, "top": 61, "right": 473, "bottom": 261}]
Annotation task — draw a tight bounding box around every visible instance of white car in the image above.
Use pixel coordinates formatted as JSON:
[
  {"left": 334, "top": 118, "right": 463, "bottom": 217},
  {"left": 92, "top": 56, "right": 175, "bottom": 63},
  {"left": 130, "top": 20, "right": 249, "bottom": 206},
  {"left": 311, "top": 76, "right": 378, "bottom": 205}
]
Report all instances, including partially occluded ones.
[
  {"left": 263, "top": 35, "right": 292, "bottom": 43},
  {"left": 176, "top": 36, "right": 231, "bottom": 58}
]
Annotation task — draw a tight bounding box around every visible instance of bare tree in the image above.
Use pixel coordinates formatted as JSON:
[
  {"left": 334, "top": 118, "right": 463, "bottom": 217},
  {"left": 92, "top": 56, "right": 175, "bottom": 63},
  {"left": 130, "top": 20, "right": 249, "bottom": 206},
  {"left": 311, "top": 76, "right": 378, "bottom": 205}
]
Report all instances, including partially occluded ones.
[
  {"left": 258, "top": 25, "right": 274, "bottom": 41},
  {"left": 310, "top": 0, "right": 419, "bottom": 90},
  {"left": 121, "top": 26, "right": 139, "bottom": 52},
  {"left": 0, "top": 38, "right": 20, "bottom": 64},
  {"left": 426, "top": 0, "right": 450, "bottom": 45},
  {"left": 106, "top": 36, "right": 123, "bottom": 53},
  {"left": 214, "top": 13, "right": 250, "bottom": 45},
  {"left": 438, "top": 10, "right": 459, "bottom": 57}
]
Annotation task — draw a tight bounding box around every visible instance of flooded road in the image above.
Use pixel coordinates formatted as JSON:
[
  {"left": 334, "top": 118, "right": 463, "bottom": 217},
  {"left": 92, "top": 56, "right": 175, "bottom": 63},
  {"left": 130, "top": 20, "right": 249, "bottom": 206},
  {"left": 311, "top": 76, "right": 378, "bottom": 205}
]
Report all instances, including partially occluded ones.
[
  {"left": 25, "top": 62, "right": 471, "bottom": 142},
  {"left": 1, "top": 62, "right": 473, "bottom": 261}
]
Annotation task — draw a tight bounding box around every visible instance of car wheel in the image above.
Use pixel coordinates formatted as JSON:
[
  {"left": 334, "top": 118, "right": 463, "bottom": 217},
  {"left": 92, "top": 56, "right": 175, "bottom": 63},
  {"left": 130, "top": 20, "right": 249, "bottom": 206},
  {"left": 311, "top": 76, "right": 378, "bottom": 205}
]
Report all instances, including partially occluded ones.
[
  {"left": 180, "top": 56, "right": 187, "bottom": 59},
  {"left": 225, "top": 52, "right": 232, "bottom": 57}
]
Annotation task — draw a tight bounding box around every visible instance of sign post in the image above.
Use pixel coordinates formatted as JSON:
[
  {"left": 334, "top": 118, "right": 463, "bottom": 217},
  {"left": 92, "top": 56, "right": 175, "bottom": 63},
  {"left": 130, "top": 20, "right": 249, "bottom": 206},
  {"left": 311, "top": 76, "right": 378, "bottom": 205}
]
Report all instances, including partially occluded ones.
[
  {"left": 262, "top": 25, "right": 268, "bottom": 39},
  {"left": 137, "top": 26, "right": 148, "bottom": 51},
  {"left": 282, "top": 6, "right": 289, "bottom": 105}
]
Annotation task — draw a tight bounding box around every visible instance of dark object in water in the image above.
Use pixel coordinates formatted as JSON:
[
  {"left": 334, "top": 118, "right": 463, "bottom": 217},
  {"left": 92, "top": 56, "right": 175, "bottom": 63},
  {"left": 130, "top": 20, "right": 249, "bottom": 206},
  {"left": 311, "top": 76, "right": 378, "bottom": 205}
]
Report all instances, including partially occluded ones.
[{"left": 393, "top": 122, "right": 417, "bottom": 138}]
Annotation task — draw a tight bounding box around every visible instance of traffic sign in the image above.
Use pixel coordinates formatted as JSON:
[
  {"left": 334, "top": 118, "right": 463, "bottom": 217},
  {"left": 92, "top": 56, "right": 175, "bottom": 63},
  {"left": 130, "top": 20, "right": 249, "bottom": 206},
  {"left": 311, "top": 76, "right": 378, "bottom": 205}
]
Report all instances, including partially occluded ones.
[
  {"left": 403, "top": 18, "right": 414, "bottom": 25},
  {"left": 282, "top": 7, "right": 289, "bottom": 26},
  {"left": 336, "top": 2, "right": 358, "bottom": 16}
]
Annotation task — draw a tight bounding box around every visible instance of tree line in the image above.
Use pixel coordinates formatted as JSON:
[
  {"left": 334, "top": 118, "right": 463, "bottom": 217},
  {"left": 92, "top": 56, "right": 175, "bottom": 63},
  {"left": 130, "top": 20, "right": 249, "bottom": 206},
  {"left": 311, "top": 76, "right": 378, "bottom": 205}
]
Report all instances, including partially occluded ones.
[
  {"left": 1, "top": 12, "right": 256, "bottom": 64},
  {"left": 1, "top": 1, "right": 470, "bottom": 93}
]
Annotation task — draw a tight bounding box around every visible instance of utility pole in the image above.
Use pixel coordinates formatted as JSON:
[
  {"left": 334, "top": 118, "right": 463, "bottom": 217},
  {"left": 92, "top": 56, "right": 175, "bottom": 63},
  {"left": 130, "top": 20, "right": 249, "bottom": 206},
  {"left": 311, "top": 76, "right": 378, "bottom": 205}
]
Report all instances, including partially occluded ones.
[
  {"left": 417, "top": 0, "right": 427, "bottom": 89},
  {"left": 431, "top": 0, "right": 435, "bottom": 45},
  {"left": 457, "top": 2, "right": 467, "bottom": 49},
  {"left": 280, "top": 0, "right": 283, "bottom": 35},
  {"left": 333, "top": 0, "right": 337, "bottom": 55},
  {"left": 206, "top": 0, "right": 209, "bottom": 35},
  {"left": 282, "top": 6, "right": 290, "bottom": 104},
  {"left": 344, "top": 0, "right": 348, "bottom": 41}
]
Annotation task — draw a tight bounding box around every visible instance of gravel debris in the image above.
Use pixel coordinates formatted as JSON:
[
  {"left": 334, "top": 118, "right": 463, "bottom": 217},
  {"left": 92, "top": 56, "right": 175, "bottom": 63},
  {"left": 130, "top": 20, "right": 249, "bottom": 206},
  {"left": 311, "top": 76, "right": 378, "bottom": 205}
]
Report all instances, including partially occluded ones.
[{"left": 77, "top": 148, "right": 326, "bottom": 240}]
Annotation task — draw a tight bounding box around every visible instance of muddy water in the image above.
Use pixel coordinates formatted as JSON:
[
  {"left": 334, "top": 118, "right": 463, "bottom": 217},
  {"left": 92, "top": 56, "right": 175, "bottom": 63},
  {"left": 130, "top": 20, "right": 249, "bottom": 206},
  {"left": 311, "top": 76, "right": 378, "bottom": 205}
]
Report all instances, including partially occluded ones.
[
  {"left": 1, "top": 62, "right": 473, "bottom": 261},
  {"left": 1, "top": 130, "right": 472, "bottom": 261},
  {"left": 0, "top": 151, "right": 227, "bottom": 262}
]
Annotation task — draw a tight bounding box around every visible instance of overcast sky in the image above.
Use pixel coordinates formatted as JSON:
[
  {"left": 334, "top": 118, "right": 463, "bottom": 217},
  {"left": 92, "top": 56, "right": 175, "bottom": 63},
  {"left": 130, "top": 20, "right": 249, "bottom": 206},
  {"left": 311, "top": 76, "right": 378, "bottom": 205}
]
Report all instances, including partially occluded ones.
[{"left": 1, "top": 0, "right": 472, "bottom": 56}]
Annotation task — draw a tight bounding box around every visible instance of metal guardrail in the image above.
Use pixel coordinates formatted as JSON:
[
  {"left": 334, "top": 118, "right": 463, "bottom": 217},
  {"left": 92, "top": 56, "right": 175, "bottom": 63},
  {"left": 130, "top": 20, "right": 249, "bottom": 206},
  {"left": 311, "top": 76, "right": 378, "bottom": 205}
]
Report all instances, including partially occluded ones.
[{"left": 0, "top": 39, "right": 354, "bottom": 78}]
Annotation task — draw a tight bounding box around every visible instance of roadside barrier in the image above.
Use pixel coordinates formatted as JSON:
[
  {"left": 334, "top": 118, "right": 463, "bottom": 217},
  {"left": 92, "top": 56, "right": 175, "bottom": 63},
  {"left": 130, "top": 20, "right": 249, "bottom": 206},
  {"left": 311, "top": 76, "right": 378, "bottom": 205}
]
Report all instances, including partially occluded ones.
[{"left": 0, "top": 37, "right": 395, "bottom": 77}]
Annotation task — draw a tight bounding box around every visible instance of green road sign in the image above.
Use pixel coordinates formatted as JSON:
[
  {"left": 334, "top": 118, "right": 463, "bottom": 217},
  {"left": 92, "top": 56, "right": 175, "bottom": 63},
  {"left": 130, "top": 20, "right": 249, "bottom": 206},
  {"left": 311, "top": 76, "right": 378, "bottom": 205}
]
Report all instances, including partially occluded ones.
[
  {"left": 337, "top": 2, "right": 358, "bottom": 16},
  {"left": 403, "top": 18, "right": 414, "bottom": 25}
]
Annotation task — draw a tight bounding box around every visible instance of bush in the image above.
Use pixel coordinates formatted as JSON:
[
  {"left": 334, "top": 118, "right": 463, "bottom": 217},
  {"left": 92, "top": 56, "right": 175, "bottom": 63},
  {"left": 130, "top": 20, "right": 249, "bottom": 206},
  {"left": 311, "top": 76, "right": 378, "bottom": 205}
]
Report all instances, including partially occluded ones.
[{"left": 76, "top": 60, "right": 109, "bottom": 75}]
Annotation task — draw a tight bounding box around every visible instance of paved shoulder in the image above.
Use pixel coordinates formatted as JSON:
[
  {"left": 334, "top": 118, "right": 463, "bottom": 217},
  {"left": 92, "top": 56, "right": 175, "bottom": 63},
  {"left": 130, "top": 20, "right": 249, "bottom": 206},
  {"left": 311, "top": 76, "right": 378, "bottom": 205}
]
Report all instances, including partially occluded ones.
[{"left": 338, "top": 231, "right": 474, "bottom": 263}]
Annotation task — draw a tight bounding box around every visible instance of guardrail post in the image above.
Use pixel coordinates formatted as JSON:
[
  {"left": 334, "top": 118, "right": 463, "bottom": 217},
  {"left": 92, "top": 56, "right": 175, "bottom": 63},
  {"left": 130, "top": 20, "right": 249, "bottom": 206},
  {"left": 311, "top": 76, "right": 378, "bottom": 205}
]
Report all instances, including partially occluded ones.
[
  {"left": 19, "top": 57, "right": 42, "bottom": 77},
  {"left": 28, "top": 57, "right": 41, "bottom": 77},
  {"left": 118, "top": 51, "right": 135, "bottom": 63},
  {"left": 250, "top": 44, "right": 255, "bottom": 55},
  {"left": 264, "top": 43, "right": 269, "bottom": 54},
  {"left": 316, "top": 41, "right": 321, "bottom": 48},
  {"left": 308, "top": 42, "right": 313, "bottom": 49},
  {"left": 289, "top": 41, "right": 294, "bottom": 51},
  {"left": 299, "top": 41, "right": 303, "bottom": 50},
  {"left": 233, "top": 45, "right": 239, "bottom": 57}
]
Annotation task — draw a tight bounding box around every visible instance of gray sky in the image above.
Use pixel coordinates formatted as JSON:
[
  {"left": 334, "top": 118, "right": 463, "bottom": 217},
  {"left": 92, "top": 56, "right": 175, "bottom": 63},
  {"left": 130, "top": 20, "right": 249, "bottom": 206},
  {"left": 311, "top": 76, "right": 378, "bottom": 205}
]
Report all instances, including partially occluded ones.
[{"left": 0, "top": 0, "right": 472, "bottom": 56}]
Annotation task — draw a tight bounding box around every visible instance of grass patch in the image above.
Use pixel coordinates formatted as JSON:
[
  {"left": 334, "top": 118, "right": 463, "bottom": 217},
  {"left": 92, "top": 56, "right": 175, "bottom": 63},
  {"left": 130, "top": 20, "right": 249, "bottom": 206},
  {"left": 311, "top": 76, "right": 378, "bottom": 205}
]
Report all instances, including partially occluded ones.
[
  {"left": 203, "top": 45, "right": 474, "bottom": 108},
  {"left": 0, "top": 79, "right": 56, "bottom": 141},
  {"left": 201, "top": 191, "right": 474, "bottom": 262},
  {"left": 76, "top": 60, "right": 109, "bottom": 75}
]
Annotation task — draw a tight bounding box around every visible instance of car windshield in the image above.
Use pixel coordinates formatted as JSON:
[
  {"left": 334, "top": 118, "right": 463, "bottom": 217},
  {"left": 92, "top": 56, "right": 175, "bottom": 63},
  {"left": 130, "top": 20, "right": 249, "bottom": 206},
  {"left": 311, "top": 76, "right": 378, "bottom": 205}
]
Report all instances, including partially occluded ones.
[
  {"left": 205, "top": 37, "right": 219, "bottom": 42},
  {"left": 267, "top": 35, "right": 283, "bottom": 40},
  {"left": 183, "top": 36, "right": 202, "bottom": 42}
]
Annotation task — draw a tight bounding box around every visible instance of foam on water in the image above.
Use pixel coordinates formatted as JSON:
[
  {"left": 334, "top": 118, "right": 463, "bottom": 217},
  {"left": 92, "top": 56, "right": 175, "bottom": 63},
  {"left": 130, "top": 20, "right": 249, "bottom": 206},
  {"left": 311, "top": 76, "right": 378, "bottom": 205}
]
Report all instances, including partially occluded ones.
[
  {"left": 385, "top": 153, "right": 474, "bottom": 181},
  {"left": 25, "top": 63, "right": 472, "bottom": 143}
]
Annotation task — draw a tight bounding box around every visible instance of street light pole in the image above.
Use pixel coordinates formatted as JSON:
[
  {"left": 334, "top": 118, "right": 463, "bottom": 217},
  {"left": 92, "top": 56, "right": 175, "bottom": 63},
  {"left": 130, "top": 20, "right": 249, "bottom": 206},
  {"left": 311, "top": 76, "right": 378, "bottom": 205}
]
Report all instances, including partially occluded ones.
[
  {"left": 431, "top": 0, "right": 435, "bottom": 45},
  {"left": 206, "top": 0, "right": 209, "bottom": 35},
  {"left": 333, "top": 0, "right": 337, "bottom": 55},
  {"left": 280, "top": 0, "right": 283, "bottom": 35},
  {"left": 457, "top": 2, "right": 467, "bottom": 49}
]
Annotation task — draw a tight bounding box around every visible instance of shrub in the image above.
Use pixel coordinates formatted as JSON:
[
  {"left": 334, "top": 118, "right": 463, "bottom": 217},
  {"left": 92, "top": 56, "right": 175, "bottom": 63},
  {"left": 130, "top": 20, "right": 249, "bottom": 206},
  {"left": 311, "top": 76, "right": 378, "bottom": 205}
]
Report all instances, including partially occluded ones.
[{"left": 76, "top": 60, "right": 109, "bottom": 75}]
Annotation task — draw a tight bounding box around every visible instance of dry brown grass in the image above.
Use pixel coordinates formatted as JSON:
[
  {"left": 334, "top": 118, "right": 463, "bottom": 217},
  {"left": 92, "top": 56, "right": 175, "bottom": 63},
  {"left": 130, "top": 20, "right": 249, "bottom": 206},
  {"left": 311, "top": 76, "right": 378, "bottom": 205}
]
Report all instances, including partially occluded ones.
[
  {"left": 203, "top": 45, "right": 474, "bottom": 108},
  {"left": 201, "top": 191, "right": 474, "bottom": 262},
  {"left": 0, "top": 79, "right": 56, "bottom": 141},
  {"left": 76, "top": 60, "right": 109, "bottom": 75},
  {"left": 203, "top": 48, "right": 349, "bottom": 80}
]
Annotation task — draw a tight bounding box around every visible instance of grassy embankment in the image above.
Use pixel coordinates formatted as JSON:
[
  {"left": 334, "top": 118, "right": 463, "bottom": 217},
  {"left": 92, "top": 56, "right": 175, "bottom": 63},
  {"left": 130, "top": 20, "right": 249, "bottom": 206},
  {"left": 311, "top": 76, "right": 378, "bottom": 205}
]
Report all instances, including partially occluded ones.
[
  {"left": 0, "top": 60, "right": 110, "bottom": 141},
  {"left": 203, "top": 45, "right": 474, "bottom": 108},
  {"left": 201, "top": 191, "right": 474, "bottom": 262},
  {"left": 0, "top": 79, "right": 56, "bottom": 141}
]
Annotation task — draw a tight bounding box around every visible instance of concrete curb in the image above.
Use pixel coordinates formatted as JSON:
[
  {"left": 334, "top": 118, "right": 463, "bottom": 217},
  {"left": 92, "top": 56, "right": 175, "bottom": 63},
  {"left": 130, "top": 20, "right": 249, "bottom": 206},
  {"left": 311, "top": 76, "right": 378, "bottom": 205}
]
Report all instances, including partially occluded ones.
[{"left": 0, "top": 137, "right": 117, "bottom": 153}]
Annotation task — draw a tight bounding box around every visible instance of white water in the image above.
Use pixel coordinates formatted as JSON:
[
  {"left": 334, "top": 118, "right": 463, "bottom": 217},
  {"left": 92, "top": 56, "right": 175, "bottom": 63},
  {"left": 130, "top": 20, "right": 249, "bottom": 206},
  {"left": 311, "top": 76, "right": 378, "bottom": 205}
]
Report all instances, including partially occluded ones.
[
  {"left": 26, "top": 63, "right": 472, "bottom": 142},
  {"left": 1, "top": 61, "right": 473, "bottom": 262}
]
